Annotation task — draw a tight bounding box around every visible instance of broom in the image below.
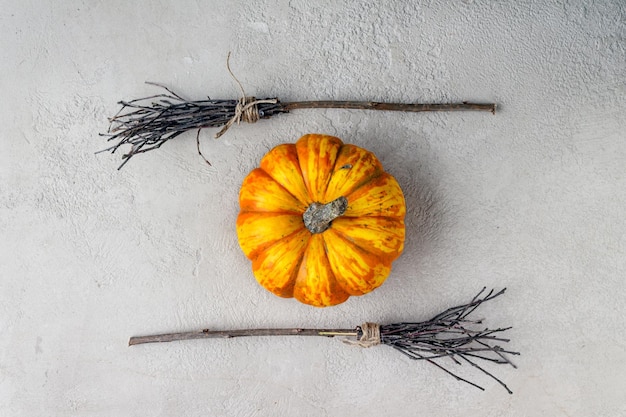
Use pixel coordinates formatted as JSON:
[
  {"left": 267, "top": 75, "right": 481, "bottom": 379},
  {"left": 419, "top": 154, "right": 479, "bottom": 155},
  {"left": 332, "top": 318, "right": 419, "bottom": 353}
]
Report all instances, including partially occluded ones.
[
  {"left": 129, "top": 288, "right": 518, "bottom": 393},
  {"left": 100, "top": 82, "right": 496, "bottom": 169}
]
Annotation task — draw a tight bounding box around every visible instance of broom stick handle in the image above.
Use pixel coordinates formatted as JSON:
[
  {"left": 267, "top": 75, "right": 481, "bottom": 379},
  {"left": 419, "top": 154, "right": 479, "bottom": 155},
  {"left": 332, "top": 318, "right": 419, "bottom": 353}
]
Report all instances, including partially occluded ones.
[
  {"left": 129, "top": 328, "right": 358, "bottom": 346},
  {"left": 281, "top": 100, "right": 496, "bottom": 114}
]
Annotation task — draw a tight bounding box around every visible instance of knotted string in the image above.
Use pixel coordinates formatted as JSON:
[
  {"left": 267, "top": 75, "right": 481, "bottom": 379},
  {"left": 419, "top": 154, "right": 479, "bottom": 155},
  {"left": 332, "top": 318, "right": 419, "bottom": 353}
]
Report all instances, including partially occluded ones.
[
  {"left": 214, "top": 53, "right": 277, "bottom": 138},
  {"left": 343, "top": 322, "right": 381, "bottom": 348},
  {"left": 215, "top": 96, "right": 277, "bottom": 138}
]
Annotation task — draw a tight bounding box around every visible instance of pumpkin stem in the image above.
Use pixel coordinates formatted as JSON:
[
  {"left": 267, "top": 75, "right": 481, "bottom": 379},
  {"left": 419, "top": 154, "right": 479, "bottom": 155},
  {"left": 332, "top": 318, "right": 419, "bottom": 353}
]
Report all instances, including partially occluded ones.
[{"left": 302, "top": 197, "right": 348, "bottom": 234}]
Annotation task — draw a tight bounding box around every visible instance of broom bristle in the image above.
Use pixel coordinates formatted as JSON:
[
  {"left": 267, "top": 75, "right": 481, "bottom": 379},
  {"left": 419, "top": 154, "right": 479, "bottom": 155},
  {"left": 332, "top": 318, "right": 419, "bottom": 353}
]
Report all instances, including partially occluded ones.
[
  {"left": 98, "top": 84, "right": 285, "bottom": 169},
  {"left": 378, "top": 288, "right": 519, "bottom": 393}
]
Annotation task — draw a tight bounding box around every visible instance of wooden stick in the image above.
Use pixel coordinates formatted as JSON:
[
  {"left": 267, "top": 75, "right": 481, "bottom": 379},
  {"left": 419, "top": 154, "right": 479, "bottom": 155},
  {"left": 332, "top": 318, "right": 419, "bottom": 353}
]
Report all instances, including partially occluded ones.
[
  {"left": 283, "top": 100, "right": 496, "bottom": 114},
  {"left": 129, "top": 328, "right": 358, "bottom": 346}
]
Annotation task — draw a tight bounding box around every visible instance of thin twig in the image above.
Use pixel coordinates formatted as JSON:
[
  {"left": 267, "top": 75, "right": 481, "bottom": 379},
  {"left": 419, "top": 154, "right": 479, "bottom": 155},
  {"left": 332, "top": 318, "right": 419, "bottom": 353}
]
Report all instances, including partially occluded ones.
[{"left": 196, "top": 128, "right": 212, "bottom": 166}]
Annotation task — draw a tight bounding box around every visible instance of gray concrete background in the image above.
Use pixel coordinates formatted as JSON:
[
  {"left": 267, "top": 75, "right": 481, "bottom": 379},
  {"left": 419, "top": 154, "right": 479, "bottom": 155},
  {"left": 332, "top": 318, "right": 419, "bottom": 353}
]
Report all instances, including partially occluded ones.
[{"left": 1, "top": 1, "right": 625, "bottom": 416}]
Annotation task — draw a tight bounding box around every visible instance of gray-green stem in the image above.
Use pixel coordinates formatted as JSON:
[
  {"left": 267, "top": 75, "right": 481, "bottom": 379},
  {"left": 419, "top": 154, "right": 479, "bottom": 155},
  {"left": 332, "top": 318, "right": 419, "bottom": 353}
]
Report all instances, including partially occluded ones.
[{"left": 302, "top": 197, "right": 348, "bottom": 234}]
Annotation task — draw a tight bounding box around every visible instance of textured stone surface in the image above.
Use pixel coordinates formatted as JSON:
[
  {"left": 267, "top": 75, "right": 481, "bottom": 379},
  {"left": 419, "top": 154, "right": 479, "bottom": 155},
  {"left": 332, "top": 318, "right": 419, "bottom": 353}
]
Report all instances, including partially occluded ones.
[{"left": 1, "top": 1, "right": 625, "bottom": 416}]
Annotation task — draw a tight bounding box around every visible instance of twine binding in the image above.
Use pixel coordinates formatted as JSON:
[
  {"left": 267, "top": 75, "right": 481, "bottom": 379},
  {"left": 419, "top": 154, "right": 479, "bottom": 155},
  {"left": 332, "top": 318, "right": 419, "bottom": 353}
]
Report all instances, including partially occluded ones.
[
  {"left": 343, "top": 322, "right": 381, "bottom": 348},
  {"left": 215, "top": 96, "right": 278, "bottom": 139},
  {"left": 214, "top": 52, "right": 277, "bottom": 138}
]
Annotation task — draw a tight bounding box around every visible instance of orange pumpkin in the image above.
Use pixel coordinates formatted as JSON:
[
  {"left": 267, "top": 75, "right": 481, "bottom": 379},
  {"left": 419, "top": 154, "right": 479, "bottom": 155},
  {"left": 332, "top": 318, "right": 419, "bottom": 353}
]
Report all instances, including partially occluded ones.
[{"left": 236, "top": 134, "right": 406, "bottom": 307}]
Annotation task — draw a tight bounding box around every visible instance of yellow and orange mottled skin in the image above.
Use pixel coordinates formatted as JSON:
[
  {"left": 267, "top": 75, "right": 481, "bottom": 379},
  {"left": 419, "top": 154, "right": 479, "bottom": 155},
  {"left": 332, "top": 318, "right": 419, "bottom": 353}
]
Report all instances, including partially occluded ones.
[{"left": 237, "top": 134, "right": 406, "bottom": 307}]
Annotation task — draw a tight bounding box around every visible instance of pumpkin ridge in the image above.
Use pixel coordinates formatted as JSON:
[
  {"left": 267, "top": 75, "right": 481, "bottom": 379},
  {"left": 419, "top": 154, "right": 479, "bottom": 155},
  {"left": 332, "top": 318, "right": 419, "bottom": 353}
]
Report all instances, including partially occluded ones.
[
  {"left": 288, "top": 243, "right": 307, "bottom": 297},
  {"left": 295, "top": 234, "right": 349, "bottom": 306},
  {"left": 248, "top": 224, "right": 310, "bottom": 261},
  {"left": 322, "top": 145, "right": 384, "bottom": 202},
  {"left": 259, "top": 165, "right": 310, "bottom": 208},
  {"left": 319, "top": 236, "right": 350, "bottom": 300},
  {"left": 237, "top": 212, "right": 307, "bottom": 260},
  {"left": 321, "top": 143, "right": 345, "bottom": 202},
  {"left": 324, "top": 226, "right": 377, "bottom": 258},
  {"left": 259, "top": 143, "right": 311, "bottom": 206},
  {"left": 239, "top": 209, "right": 304, "bottom": 215},
  {"left": 339, "top": 214, "right": 405, "bottom": 221},
  {"left": 252, "top": 228, "right": 309, "bottom": 298},
  {"left": 342, "top": 172, "right": 406, "bottom": 219},
  {"left": 336, "top": 171, "right": 383, "bottom": 201},
  {"left": 296, "top": 134, "right": 343, "bottom": 203},
  {"left": 329, "top": 216, "right": 405, "bottom": 262},
  {"left": 322, "top": 230, "right": 391, "bottom": 295},
  {"left": 323, "top": 144, "right": 385, "bottom": 202}
]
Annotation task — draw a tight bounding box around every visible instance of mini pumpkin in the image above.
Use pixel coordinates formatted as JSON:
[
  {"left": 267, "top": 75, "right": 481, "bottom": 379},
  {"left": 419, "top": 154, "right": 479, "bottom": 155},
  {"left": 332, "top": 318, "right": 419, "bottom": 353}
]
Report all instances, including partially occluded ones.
[{"left": 236, "top": 134, "right": 406, "bottom": 307}]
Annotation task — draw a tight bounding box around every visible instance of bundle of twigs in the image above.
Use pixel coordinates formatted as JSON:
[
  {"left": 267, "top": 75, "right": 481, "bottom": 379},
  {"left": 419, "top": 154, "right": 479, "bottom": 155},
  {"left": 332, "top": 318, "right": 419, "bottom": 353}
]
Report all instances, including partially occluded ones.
[
  {"left": 129, "top": 288, "right": 518, "bottom": 393},
  {"left": 100, "top": 82, "right": 496, "bottom": 169}
]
